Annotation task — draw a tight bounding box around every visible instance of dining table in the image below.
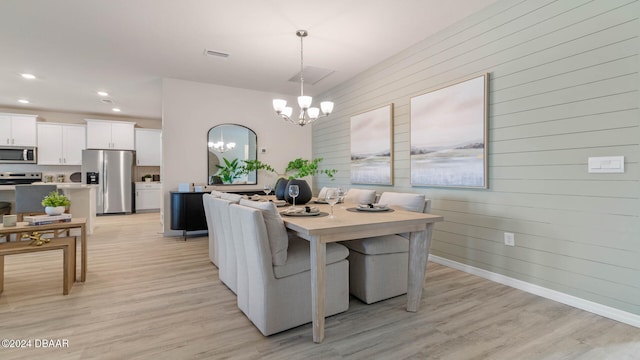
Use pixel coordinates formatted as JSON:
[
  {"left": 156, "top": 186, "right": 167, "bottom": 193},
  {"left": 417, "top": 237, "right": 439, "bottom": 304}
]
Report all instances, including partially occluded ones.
[{"left": 280, "top": 201, "right": 444, "bottom": 343}]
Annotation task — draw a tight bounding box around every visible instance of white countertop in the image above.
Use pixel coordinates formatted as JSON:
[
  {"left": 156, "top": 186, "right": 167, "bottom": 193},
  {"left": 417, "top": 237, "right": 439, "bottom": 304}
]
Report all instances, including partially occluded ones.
[{"left": 0, "top": 183, "right": 99, "bottom": 190}]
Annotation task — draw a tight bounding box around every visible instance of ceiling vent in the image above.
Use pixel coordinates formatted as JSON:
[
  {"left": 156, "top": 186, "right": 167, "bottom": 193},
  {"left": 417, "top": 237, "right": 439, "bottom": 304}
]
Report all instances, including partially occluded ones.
[
  {"left": 203, "top": 49, "right": 230, "bottom": 58},
  {"left": 288, "top": 66, "right": 334, "bottom": 85},
  {"left": 101, "top": 99, "right": 114, "bottom": 104}
]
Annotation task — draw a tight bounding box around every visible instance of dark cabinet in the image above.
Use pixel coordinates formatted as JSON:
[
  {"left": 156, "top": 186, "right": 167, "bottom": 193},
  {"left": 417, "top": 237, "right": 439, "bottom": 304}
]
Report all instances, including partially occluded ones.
[
  {"left": 170, "top": 192, "right": 208, "bottom": 240},
  {"left": 170, "top": 189, "right": 263, "bottom": 240}
]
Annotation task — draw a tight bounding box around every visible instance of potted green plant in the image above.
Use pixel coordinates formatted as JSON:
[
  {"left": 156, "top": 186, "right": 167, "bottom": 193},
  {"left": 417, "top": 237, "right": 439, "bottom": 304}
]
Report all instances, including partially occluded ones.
[
  {"left": 215, "top": 157, "right": 242, "bottom": 184},
  {"left": 41, "top": 191, "right": 71, "bottom": 216},
  {"left": 142, "top": 174, "right": 153, "bottom": 182},
  {"left": 284, "top": 157, "right": 337, "bottom": 180},
  {"left": 238, "top": 159, "right": 277, "bottom": 176},
  {"left": 277, "top": 158, "right": 337, "bottom": 204}
]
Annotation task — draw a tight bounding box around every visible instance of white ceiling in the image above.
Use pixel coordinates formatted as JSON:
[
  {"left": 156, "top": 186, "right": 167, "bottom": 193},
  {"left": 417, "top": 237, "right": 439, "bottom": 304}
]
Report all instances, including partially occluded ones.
[{"left": 0, "top": 0, "right": 497, "bottom": 120}]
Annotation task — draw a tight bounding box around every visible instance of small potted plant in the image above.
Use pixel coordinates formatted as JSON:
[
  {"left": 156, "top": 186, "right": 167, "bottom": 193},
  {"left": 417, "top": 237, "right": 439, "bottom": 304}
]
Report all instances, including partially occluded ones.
[
  {"left": 41, "top": 191, "right": 71, "bottom": 216},
  {"left": 142, "top": 174, "right": 153, "bottom": 182}
]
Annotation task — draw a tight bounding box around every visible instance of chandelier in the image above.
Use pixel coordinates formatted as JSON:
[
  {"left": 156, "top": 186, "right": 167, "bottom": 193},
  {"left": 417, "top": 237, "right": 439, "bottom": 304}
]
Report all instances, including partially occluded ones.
[
  {"left": 208, "top": 132, "right": 236, "bottom": 153},
  {"left": 273, "top": 30, "right": 334, "bottom": 126}
]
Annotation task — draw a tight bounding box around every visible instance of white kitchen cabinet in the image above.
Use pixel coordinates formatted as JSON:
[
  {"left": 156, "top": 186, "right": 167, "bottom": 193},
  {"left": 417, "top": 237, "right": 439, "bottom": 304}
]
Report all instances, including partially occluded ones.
[
  {"left": 135, "top": 128, "right": 162, "bottom": 166},
  {"left": 0, "top": 113, "right": 37, "bottom": 146},
  {"left": 135, "top": 182, "right": 161, "bottom": 211},
  {"left": 85, "top": 119, "right": 135, "bottom": 150},
  {"left": 37, "top": 123, "right": 86, "bottom": 165}
]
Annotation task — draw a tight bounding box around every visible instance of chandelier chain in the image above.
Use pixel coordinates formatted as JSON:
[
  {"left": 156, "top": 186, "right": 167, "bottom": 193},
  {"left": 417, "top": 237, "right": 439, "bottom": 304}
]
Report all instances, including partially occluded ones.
[{"left": 300, "top": 32, "right": 304, "bottom": 97}]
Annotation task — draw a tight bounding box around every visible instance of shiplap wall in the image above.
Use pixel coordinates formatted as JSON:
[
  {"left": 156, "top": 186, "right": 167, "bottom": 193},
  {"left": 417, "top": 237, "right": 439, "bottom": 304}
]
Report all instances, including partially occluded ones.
[{"left": 313, "top": 0, "right": 639, "bottom": 315}]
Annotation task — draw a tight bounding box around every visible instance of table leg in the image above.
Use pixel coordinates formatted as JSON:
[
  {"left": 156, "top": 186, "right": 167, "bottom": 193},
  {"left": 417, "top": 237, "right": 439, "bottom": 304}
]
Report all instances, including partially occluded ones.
[
  {"left": 0, "top": 255, "right": 4, "bottom": 293},
  {"left": 65, "top": 238, "right": 75, "bottom": 294},
  {"left": 80, "top": 224, "right": 87, "bottom": 282},
  {"left": 310, "top": 236, "right": 326, "bottom": 343},
  {"left": 407, "top": 223, "right": 434, "bottom": 312}
]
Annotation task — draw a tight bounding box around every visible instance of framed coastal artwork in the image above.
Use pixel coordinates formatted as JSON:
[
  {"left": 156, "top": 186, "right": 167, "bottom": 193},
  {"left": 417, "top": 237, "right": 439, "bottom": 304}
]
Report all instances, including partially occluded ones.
[
  {"left": 410, "top": 74, "right": 488, "bottom": 188},
  {"left": 350, "top": 104, "right": 394, "bottom": 185}
]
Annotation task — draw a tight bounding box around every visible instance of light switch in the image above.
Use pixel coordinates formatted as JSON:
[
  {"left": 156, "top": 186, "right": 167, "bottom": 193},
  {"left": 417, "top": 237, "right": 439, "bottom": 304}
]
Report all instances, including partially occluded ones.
[{"left": 588, "top": 156, "right": 624, "bottom": 173}]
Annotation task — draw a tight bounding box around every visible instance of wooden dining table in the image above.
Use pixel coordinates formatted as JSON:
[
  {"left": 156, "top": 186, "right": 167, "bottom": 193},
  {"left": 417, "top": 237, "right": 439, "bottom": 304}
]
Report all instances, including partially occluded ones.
[{"left": 281, "top": 203, "right": 443, "bottom": 343}]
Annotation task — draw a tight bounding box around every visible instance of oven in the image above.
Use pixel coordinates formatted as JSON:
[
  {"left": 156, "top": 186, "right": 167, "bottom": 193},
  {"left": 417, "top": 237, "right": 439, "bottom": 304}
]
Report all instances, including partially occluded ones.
[{"left": 0, "top": 172, "right": 42, "bottom": 185}]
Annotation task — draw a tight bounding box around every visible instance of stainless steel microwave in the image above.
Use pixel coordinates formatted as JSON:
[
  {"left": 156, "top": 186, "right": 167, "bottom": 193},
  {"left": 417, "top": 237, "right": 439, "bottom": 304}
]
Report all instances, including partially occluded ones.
[{"left": 0, "top": 146, "right": 37, "bottom": 163}]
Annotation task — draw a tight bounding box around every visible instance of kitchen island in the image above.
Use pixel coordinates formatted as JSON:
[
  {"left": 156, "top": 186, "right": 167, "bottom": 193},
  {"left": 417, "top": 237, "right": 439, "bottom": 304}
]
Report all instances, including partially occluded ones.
[{"left": 0, "top": 183, "right": 97, "bottom": 234}]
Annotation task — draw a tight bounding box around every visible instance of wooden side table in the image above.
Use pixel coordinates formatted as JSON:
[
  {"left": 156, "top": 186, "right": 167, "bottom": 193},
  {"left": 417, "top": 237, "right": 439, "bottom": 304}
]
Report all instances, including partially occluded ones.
[{"left": 0, "top": 218, "right": 87, "bottom": 282}]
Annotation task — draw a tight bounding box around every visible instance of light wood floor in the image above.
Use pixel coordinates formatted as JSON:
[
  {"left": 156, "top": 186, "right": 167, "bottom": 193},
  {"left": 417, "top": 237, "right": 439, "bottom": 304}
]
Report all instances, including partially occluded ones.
[{"left": 1, "top": 213, "right": 638, "bottom": 359}]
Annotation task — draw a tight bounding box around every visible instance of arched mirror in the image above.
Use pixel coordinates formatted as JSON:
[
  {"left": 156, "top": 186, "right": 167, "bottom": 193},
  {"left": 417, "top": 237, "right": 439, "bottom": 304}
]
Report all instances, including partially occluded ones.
[{"left": 207, "top": 124, "right": 258, "bottom": 185}]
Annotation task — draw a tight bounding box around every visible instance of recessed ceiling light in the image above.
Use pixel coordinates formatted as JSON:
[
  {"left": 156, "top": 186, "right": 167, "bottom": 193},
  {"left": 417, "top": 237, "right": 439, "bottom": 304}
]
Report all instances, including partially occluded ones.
[
  {"left": 112, "top": 108, "right": 121, "bottom": 112},
  {"left": 203, "top": 49, "right": 230, "bottom": 58},
  {"left": 21, "top": 73, "right": 36, "bottom": 80},
  {"left": 18, "top": 99, "right": 30, "bottom": 104},
  {"left": 97, "top": 91, "right": 109, "bottom": 97}
]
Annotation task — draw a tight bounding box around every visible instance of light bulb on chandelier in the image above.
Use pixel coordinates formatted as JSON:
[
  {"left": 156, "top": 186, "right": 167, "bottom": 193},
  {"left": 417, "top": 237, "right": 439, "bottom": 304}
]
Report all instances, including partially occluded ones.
[
  {"left": 208, "top": 132, "right": 236, "bottom": 153},
  {"left": 273, "top": 30, "right": 334, "bottom": 126}
]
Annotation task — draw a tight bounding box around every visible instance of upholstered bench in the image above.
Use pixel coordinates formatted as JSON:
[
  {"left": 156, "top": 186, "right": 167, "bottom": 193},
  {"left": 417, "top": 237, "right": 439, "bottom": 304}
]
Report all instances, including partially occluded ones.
[{"left": 0, "top": 236, "right": 76, "bottom": 295}]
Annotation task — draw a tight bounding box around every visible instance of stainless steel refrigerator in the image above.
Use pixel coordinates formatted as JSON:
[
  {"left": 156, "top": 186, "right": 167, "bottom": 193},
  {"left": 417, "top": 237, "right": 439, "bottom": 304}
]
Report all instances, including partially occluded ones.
[{"left": 81, "top": 149, "right": 134, "bottom": 214}]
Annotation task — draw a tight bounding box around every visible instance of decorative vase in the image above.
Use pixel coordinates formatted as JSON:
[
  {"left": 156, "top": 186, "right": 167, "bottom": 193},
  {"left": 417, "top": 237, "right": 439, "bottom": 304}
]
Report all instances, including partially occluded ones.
[
  {"left": 45, "top": 206, "right": 66, "bottom": 216},
  {"left": 284, "top": 179, "right": 313, "bottom": 205},
  {"left": 274, "top": 177, "right": 288, "bottom": 200}
]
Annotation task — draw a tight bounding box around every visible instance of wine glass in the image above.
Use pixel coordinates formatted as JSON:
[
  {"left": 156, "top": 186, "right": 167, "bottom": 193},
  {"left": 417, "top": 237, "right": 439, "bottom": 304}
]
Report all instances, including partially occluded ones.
[
  {"left": 326, "top": 188, "right": 339, "bottom": 218},
  {"left": 288, "top": 184, "right": 299, "bottom": 208},
  {"left": 263, "top": 184, "right": 272, "bottom": 196}
]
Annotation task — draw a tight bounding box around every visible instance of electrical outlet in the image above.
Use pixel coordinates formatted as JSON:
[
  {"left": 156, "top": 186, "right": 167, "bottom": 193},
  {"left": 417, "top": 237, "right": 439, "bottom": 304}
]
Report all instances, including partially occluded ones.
[{"left": 504, "top": 232, "right": 515, "bottom": 246}]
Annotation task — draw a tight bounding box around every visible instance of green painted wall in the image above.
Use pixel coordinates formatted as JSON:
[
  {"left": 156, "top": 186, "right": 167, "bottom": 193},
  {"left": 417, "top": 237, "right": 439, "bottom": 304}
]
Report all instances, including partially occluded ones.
[{"left": 313, "top": 0, "right": 640, "bottom": 315}]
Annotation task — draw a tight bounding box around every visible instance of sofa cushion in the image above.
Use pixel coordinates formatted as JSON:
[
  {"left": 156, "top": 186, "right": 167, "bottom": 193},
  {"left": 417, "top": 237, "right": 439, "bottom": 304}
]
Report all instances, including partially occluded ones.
[
  {"left": 273, "top": 237, "right": 349, "bottom": 278},
  {"left": 342, "top": 234, "right": 409, "bottom": 255},
  {"left": 239, "top": 199, "right": 288, "bottom": 265},
  {"left": 378, "top": 192, "right": 425, "bottom": 212}
]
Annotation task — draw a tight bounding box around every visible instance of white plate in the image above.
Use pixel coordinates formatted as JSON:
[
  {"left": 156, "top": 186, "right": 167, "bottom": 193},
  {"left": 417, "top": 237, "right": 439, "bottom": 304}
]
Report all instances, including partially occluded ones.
[
  {"left": 281, "top": 210, "right": 322, "bottom": 216},
  {"left": 355, "top": 206, "right": 390, "bottom": 212},
  {"left": 313, "top": 199, "right": 342, "bottom": 204}
]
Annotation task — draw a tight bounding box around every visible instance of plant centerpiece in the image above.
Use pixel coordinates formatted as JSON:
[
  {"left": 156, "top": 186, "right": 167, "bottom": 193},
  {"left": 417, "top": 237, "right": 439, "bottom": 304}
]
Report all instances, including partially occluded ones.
[
  {"left": 214, "top": 158, "right": 277, "bottom": 184},
  {"left": 240, "top": 159, "right": 277, "bottom": 176},
  {"left": 41, "top": 191, "right": 71, "bottom": 216},
  {"left": 142, "top": 174, "right": 152, "bottom": 182},
  {"left": 277, "top": 157, "right": 337, "bottom": 204}
]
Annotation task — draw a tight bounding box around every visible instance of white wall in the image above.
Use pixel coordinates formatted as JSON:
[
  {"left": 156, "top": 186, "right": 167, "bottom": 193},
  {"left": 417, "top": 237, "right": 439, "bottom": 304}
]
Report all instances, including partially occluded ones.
[
  {"left": 161, "top": 78, "right": 312, "bottom": 234},
  {"left": 313, "top": 0, "right": 640, "bottom": 316}
]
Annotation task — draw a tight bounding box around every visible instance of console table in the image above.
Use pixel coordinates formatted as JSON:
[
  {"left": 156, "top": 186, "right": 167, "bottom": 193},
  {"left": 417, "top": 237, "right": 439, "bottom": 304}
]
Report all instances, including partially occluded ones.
[
  {"left": 170, "top": 192, "right": 209, "bottom": 240},
  {"left": 170, "top": 190, "right": 264, "bottom": 240}
]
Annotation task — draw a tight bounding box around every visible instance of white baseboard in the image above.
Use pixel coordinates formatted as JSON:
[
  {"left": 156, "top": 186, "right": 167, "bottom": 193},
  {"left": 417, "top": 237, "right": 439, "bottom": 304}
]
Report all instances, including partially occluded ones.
[{"left": 429, "top": 255, "right": 640, "bottom": 329}]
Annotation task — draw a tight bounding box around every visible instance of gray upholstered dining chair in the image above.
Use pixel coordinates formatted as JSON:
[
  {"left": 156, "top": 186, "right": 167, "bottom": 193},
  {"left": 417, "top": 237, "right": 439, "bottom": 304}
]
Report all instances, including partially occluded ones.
[
  {"left": 229, "top": 202, "right": 350, "bottom": 336},
  {"left": 343, "top": 188, "right": 377, "bottom": 205},
  {"left": 202, "top": 193, "right": 218, "bottom": 267},
  {"left": 210, "top": 194, "right": 242, "bottom": 294},
  {"left": 342, "top": 191, "right": 430, "bottom": 304},
  {"left": 15, "top": 184, "right": 58, "bottom": 221}
]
